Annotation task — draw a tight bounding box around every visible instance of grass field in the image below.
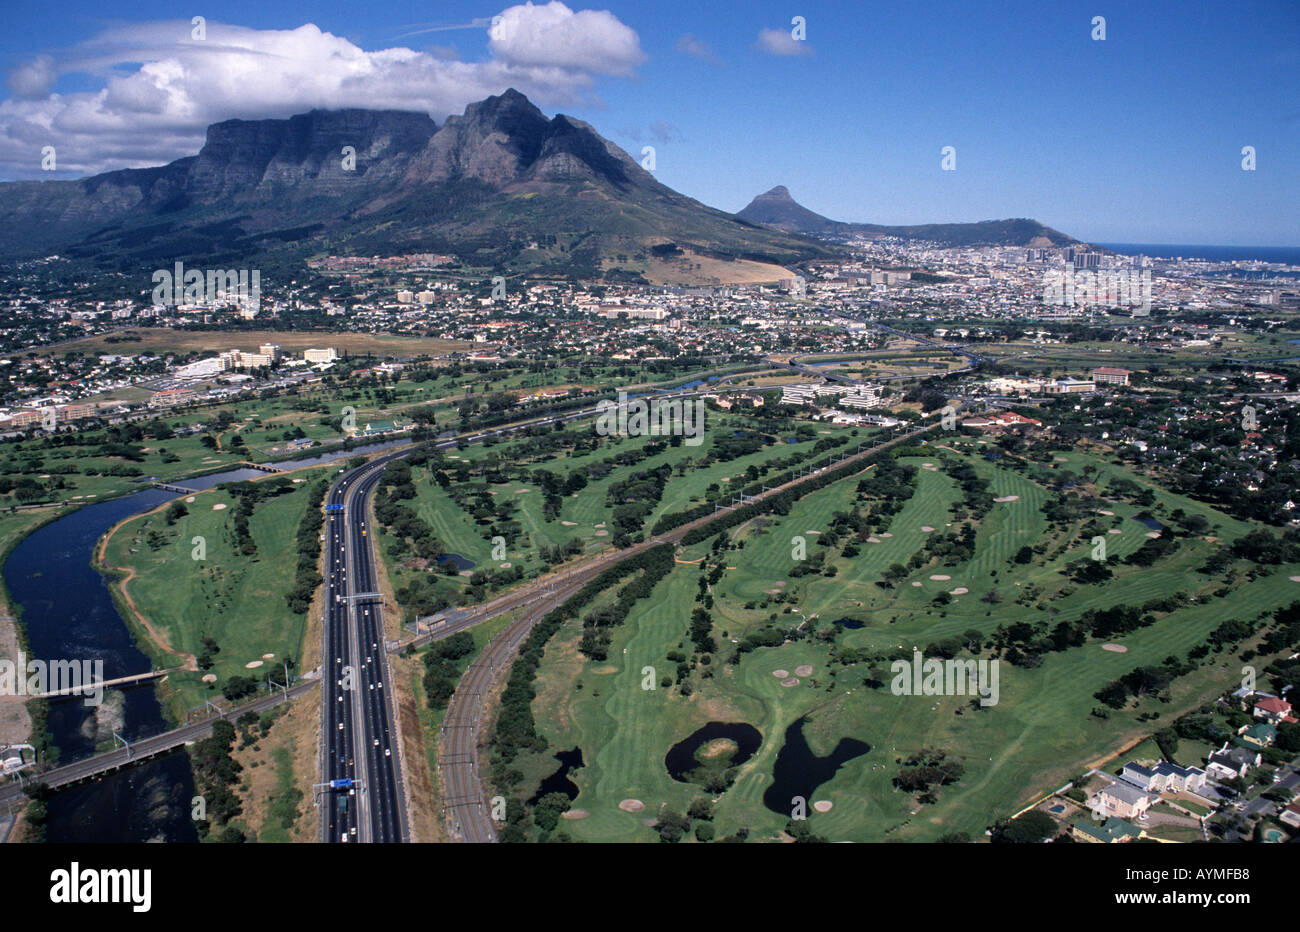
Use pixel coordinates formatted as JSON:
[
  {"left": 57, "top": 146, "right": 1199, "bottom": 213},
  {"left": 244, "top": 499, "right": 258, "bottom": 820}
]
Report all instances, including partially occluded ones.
[
  {"left": 520, "top": 438, "right": 1300, "bottom": 842},
  {"left": 98, "top": 473, "right": 328, "bottom": 717}
]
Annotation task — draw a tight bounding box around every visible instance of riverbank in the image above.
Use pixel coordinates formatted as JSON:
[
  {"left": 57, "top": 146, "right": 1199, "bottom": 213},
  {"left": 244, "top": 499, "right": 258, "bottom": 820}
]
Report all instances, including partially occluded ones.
[{"left": 0, "top": 506, "right": 73, "bottom": 748}]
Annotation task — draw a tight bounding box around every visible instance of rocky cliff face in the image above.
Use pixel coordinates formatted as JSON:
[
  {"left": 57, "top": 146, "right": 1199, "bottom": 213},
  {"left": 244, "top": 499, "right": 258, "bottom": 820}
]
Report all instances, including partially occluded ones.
[{"left": 0, "top": 89, "right": 833, "bottom": 272}]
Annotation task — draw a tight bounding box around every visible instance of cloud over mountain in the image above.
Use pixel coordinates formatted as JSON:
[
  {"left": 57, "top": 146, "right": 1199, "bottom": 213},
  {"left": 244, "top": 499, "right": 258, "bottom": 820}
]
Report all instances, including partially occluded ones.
[{"left": 0, "top": 3, "right": 645, "bottom": 179}]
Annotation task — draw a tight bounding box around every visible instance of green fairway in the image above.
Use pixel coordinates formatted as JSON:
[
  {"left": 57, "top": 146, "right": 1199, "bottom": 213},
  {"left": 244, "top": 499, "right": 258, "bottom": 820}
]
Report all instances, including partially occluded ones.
[
  {"left": 99, "top": 474, "right": 328, "bottom": 717},
  {"left": 519, "top": 440, "right": 1300, "bottom": 841}
]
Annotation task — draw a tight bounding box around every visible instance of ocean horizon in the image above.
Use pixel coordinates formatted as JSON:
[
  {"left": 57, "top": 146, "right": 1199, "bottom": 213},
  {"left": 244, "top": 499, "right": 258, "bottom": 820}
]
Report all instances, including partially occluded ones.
[{"left": 1097, "top": 243, "right": 1300, "bottom": 265}]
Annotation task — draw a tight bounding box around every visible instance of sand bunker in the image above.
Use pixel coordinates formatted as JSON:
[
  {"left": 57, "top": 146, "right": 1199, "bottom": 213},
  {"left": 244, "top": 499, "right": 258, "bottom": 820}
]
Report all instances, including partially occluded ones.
[
  {"left": 244, "top": 660, "right": 263, "bottom": 669},
  {"left": 911, "top": 581, "right": 923, "bottom": 588},
  {"left": 201, "top": 674, "right": 217, "bottom": 683},
  {"left": 1108, "top": 529, "right": 1123, "bottom": 535},
  {"left": 806, "top": 530, "right": 821, "bottom": 535},
  {"left": 1289, "top": 575, "right": 1300, "bottom": 582},
  {"left": 594, "top": 530, "right": 609, "bottom": 537},
  {"left": 929, "top": 574, "right": 951, "bottom": 581},
  {"left": 1054, "top": 456, "right": 1069, "bottom": 462},
  {"left": 515, "top": 488, "right": 530, "bottom": 494},
  {"left": 1097, "top": 510, "right": 1114, "bottom": 516},
  {"left": 921, "top": 526, "right": 935, "bottom": 532},
  {"left": 813, "top": 800, "right": 833, "bottom": 813},
  {"left": 1145, "top": 531, "right": 1161, "bottom": 539},
  {"left": 880, "top": 532, "right": 893, "bottom": 538},
  {"left": 185, "top": 496, "right": 195, "bottom": 503},
  {"left": 772, "top": 669, "right": 790, "bottom": 678},
  {"left": 561, "top": 809, "right": 589, "bottom": 820},
  {"left": 994, "top": 495, "right": 1019, "bottom": 503},
  {"left": 262, "top": 653, "right": 275, "bottom": 659},
  {"left": 499, "top": 562, "right": 512, "bottom": 568},
  {"left": 950, "top": 587, "right": 969, "bottom": 595},
  {"left": 794, "top": 665, "right": 814, "bottom": 677},
  {"left": 867, "top": 537, "right": 882, "bottom": 544},
  {"left": 560, "top": 521, "right": 578, "bottom": 526},
  {"left": 1102, "top": 643, "right": 1129, "bottom": 653},
  {"left": 764, "top": 589, "right": 782, "bottom": 595},
  {"left": 212, "top": 503, "right": 227, "bottom": 510},
  {"left": 618, "top": 799, "right": 645, "bottom": 813},
  {"left": 781, "top": 678, "right": 800, "bottom": 688}
]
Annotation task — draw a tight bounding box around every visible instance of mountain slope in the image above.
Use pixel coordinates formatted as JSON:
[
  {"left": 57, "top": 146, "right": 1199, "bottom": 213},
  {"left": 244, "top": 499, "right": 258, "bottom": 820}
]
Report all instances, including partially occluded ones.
[
  {"left": 737, "top": 185, "right": 1080, "bottom": 247},
  {"left": 0, "top": 92, "right": 835, "bottom": 281}
]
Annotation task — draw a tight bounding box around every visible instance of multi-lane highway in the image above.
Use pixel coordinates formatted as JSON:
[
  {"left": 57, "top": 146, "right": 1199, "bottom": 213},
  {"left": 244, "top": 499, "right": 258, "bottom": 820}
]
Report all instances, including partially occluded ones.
[
  {"left": 318, "top": 375, "right": 950, "bottom": 843},
  {"left": 321, "top": 451, "right": 408, "bottom": 843}
]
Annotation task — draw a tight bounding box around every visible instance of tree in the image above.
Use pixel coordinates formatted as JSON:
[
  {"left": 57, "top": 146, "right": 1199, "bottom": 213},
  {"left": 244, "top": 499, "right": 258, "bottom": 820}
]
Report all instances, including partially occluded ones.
[{"left": 992, "top": 810, "right": 1056, "bottom": 843}]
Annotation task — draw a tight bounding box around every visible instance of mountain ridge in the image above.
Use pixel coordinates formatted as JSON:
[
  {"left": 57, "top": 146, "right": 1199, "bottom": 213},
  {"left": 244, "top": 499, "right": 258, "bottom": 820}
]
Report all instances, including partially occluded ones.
[
  {"left": 737, "top": 185, "right": 1081, "bottom": 248},
  {"left": 0, "top": 91, "right": 835, "bottom": 283}
]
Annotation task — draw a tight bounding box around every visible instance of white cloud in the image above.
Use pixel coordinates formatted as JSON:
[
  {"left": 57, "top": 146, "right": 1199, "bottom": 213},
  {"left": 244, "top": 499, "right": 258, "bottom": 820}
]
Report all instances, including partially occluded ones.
[
  {"left": 0, "top": 8, "right": 645, "bottom": 179},
  {"left": 674, "top": 34, "right": 718, "bottom": 63},
  {"left": 489, "top": 2, "right": 645, "bottom": 75},
  {"left": 6, "top": 55, "right": 56, "bottom": 100},
  {"left": 755, "top": 28, "right": 812, "bottom": 57}
]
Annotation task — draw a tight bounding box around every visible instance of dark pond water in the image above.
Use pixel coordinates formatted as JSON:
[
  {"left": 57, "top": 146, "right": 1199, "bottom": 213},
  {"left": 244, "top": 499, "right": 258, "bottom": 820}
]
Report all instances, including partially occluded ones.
[
  {"left": 664, "top": 721, "right": 762, "bottom": 783},
  {"left": 1134, "top": 515, "right": 1166, "bottom": 531},
  {"left": 528, "top": 746, "right": 584, "bottom": 804},
  {"left": 436, "top": 552, "right": 476, "bottom": 571},
  {"left": 832, "top": 616, "right": 865, "bottom": 630},
  {"left": 762, "top": 717, "right": 870, "bottom": 815}
]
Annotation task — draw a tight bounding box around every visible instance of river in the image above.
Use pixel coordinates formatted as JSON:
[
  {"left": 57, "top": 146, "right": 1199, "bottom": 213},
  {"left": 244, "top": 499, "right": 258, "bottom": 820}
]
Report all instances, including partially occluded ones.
[{"left": 2, "top": 440, "right": 404, "bottom": 841}]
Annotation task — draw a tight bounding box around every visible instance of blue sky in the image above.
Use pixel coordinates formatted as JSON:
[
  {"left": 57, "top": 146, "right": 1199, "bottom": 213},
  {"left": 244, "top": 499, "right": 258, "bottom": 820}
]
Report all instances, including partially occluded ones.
[{"left": 1, "top": 0, "right": 1296, "bottom": 245}]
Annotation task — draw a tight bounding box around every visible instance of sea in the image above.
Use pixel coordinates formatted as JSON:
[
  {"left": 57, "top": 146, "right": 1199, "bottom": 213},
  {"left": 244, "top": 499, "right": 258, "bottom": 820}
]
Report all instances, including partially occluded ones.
[{"left": 1096, "top": 243, "right": 1300, "bottom": 266}]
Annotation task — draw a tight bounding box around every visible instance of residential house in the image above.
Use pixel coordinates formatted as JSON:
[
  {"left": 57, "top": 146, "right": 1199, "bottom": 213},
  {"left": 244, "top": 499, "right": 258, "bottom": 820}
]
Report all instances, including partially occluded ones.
[
  {"left": 1237, "top": 722, "right": 1277, "bottom": 750},
  {"left": 1120, "top": 760, "right": 1207, "bottom": 795},
  {"left": 1253, "top": 696, "right": 1293, "bottom": 725},
  {"left": 1092, "top": 779, "right": 1153, "bottom": 819},
  {"left": 1206, "top": 745, "right": 1261, "bottom": 781},
  {"left": 1072, "top": 817, "right": 1143, "bottom": 844}
]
